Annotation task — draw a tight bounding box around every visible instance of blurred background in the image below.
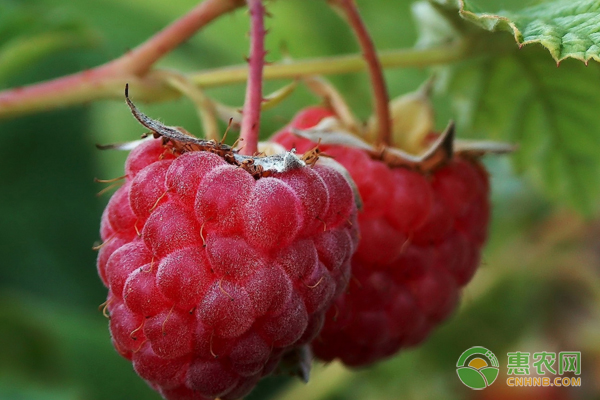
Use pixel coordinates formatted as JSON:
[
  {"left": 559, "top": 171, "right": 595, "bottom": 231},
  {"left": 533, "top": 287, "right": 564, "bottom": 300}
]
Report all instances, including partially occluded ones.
[{"left": 0, "top": 0, "right": 598, "bottom": 399}]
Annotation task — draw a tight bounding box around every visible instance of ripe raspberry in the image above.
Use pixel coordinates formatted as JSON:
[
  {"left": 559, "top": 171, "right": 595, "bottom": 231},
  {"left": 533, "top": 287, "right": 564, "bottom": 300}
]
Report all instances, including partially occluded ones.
[
  {"left": 97, "top": 136, "right": 358, "bottom": 399},
  {"left": 272, "top": 106, "right": 490, "bottom": 366}
]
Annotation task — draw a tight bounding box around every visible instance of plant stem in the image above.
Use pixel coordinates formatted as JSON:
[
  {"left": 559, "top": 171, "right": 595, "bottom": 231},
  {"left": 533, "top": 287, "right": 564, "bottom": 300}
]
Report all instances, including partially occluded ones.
[
  {"left": 239, "top": 0, "right": 266, "bottom": 156},
  {"left": 189, "top": 46, "right": 440, "bottom": 86},
  {"left": 0, "top": 0, "right": 245, "bottom": 118},
  {"left": 329, "top": 0, "right": 391, "bottom": 145},
  {"left": 192, "top": 43, "right": 467, "bottom": 86},
  {"left": 0, "top": 44, "right": 467, "bottom": 120}
]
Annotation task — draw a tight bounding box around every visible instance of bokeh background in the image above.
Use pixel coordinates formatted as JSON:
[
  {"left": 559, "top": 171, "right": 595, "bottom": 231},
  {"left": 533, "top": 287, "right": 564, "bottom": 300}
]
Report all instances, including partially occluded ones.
[{"left": 1, "top": 0, "right": 598, "bottom": 399}]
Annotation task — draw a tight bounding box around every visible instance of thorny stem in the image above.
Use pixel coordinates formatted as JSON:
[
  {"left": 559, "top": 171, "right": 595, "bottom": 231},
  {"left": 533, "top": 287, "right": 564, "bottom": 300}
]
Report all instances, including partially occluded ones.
[
  {"left": 239, "top": 0, "right": 267, "bottom": 156},
  {"left": 330, "top": 0, "right": 391, "bottom": 146},
  {"left": 0, "top": 0, "right": 245, "bottom": 117},
  {"left": 0, "top": 43, "right": 467, "bottom": 120}
]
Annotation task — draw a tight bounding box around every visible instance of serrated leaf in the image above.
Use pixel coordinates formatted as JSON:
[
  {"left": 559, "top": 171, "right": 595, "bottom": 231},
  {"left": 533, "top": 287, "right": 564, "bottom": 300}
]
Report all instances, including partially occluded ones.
[
  {"left": 414, "top": 1, "right": 600, "bottom": 215},
  {"left": 432, "top": 0, "right": 600, "bottom": 63}
]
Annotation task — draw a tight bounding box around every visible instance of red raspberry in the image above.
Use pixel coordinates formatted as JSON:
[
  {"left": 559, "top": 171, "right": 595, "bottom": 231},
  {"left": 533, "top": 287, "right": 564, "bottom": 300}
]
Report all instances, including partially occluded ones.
[
  {"left": 272, "top": 106, "right": 490, "bottom": 366},
  {"left": 97, "top": 137, "right": 358, "bottom": 399}
]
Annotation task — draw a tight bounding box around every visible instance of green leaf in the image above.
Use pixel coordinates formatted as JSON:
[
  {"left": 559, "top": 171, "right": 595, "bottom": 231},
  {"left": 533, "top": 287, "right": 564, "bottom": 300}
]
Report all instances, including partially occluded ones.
[
  {"left": 449, "top": 49, "right": 600, "bottom": 214},
  {"left": 432, "top": 0, "right": 600, "bottom": 64},
  {"left": 414, "top": 1, "right": 600, "bottom": 214}
]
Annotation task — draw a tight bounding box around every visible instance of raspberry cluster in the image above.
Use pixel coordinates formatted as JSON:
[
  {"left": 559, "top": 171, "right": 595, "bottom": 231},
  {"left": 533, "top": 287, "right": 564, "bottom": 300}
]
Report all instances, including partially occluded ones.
[
  {"left": 97, "top": 138, "right": 358, "bottom": 399},
  {"left": 273, "top": 107, "right": 490, "bottom": 366}
]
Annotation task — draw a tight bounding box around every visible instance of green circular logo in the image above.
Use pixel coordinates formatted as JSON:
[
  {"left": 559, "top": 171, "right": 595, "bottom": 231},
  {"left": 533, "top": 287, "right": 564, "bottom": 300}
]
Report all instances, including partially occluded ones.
[{"left": 456, "top": 347, "right": 499, "bottom": 390}]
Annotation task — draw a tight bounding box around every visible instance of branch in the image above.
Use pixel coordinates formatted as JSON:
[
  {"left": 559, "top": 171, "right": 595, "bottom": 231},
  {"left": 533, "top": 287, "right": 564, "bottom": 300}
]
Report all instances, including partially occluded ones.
[
  {"left": 0, "top": 44, "right": 467, "bottom": 120},
  {"left": 239, "top": 0, "right": 266, "bottom": 156},
  {"left": 0, "top": 0, "right": 245, "bottom": 117},
  {"left": 329, "top": 0, "right": 391, "bottom": 145}
]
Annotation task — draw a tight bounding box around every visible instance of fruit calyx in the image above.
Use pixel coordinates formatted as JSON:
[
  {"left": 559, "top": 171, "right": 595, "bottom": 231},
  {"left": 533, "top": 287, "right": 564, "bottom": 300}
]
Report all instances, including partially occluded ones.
[
  {"left": 294, "top": 77, "right": 515, "bottom": 173},
  {"left": 124, "top": 84, "right": 316, "bottom": 179},
  {"left": 293, "top": 117, "right": 457, "bottom": 173}
]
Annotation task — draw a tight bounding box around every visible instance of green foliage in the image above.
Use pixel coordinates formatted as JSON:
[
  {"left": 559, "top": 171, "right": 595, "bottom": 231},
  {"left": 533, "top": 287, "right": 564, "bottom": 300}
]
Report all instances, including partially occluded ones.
[
  {"left": 0, "top": 294, "right": 160, "bottom": 400},
  {"left": 415, "top": 0, "right": 600, "bottom": 214},
  {"left": 434, "top": 0, "right": 600, "bottom": 63},
  {"left": 0, "top": 2, "right": 99, "bottom": 83}
]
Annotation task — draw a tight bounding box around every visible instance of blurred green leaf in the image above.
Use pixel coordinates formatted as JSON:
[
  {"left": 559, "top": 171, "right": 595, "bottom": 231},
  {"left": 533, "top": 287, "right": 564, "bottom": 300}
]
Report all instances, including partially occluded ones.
[
  {"left": 0, "top": 1, "right": 100, "bottom": 83},
  {"left": 0, "top": 381, "right": 80, "bottom": 400},
  {"left": 414, "top": 0, "right": 600, "bottom": 214},
  {"left": 0, "top": 293, "right": 159, "bottom": 400},
  {"left": 0, "top": 31, "right": 99, "bottom": 82}
]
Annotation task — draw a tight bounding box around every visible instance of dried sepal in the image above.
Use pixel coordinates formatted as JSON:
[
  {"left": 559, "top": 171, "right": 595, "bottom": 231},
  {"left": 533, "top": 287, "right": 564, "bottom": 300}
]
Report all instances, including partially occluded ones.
[
  {"left": 123, "top": 84, "right": 313, "bottom": 179},
  {"left": 301, "top": 140, "right": 326, "bottom": 167},
  {"left": 292, "top": 117, "right": 373, "bottom": 151},
  {"left": 381, "top": 121, "right": 454, "bottom": 172},
  {"left": 274, "top": 345, "right": 313, "bottom": 383},
  {"left": 368, "top": 78, "right": 435, "bottom": 154},
  {"left": 290, "top": 76, "right": 515, "bottom": 172},
  {"left": 454, "top": 139, "right": 518, "bottom": 157},
  {"left": 292, "top": 117, "right": 456, "bottom": 173},
  {"left": 162, "top": 72, "right": 221, "bottom": 142},
  {"left": 126, "top": 84, "right": 215, "bottom": 150}
]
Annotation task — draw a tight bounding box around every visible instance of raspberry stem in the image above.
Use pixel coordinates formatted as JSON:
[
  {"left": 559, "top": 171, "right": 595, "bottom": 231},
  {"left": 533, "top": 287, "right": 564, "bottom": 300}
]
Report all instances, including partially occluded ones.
[
  {"left": 329, "top": 0, "right": 391, "bottom": 146},
  {"left": 192, "top": 45, "right": 466, "bottom": 86},
  {"left": 239, "top": 0, "right": 267, "bottom": 156},
  {"left": 0, "top": 43, "right": 466, "bottom": 120},
  {"left": 0, "top": 0, "right": 245, "bottom": 118}
]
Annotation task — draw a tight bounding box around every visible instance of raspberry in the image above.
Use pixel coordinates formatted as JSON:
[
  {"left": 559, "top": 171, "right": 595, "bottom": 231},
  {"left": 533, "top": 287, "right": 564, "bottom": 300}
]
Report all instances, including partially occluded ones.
[
  {"left": 97, "top": 137, "right": 358, "bottom": 399},
  {"left": 272, "top": 106, "right": 490, "bottom": 366}
]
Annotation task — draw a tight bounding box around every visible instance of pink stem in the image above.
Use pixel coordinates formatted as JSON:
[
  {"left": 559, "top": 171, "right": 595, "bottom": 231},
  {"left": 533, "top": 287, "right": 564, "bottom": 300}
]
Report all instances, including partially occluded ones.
[
  {"left": 332, "top": 0, "right": 391, "bottom": 146},
  {"left": 0, "top": 67, "right": 119, "bottom": 111},
  {"left": 0, "top": 0, "right": 245, "bottom": 115},
  {"left": 239, "top": 0, "right": 266, "bottom": 156}
]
